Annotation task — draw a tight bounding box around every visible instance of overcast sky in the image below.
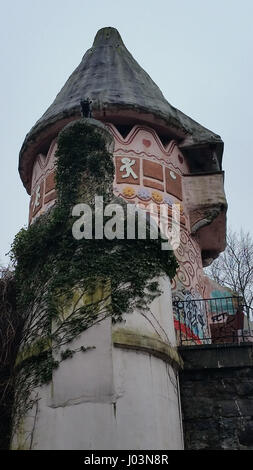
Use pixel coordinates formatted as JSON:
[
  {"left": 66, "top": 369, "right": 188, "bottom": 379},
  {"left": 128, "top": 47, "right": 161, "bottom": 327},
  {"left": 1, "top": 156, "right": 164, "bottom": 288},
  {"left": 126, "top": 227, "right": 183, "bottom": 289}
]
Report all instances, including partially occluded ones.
[{"left": 0, "top": 0, "right": 252, "bottom": 265}]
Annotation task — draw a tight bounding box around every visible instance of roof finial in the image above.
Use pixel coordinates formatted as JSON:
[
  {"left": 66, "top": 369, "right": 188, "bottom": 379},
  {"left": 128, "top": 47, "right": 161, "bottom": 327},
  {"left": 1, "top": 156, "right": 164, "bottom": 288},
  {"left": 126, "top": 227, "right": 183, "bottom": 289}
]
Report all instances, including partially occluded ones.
[{"left": 92, "top": 27, "right": 124, "bottom": 47}]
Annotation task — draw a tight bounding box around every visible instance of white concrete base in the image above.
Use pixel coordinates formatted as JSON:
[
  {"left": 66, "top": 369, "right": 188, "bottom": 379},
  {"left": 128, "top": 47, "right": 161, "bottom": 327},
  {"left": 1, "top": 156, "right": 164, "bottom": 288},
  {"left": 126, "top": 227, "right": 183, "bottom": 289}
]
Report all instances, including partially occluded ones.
[{"left": 11, "top": 276, "right": 184, "bottom": 450}]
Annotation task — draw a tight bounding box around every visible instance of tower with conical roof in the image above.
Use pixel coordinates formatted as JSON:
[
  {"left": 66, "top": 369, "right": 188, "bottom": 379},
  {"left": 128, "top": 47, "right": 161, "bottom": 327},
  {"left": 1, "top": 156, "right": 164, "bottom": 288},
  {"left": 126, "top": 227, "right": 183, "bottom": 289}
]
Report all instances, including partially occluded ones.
[{"left": 12, "top": 27, "right": 227, "bottom": 450}]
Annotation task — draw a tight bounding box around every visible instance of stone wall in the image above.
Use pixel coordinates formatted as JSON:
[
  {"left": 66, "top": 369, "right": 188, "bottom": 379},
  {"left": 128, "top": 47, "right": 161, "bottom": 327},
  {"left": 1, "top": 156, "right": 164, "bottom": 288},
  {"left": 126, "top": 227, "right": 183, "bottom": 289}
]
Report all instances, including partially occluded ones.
[{"left": 179, "top": 344, "right": 253, "bottom": 450}]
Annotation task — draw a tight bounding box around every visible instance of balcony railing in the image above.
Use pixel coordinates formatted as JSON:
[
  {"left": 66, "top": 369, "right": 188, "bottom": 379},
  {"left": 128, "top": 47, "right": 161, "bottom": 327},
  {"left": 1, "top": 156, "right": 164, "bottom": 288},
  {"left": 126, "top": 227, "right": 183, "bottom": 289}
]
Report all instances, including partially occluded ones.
[{"left": 172, "top": 296, "right": 253, "bottom": 346}]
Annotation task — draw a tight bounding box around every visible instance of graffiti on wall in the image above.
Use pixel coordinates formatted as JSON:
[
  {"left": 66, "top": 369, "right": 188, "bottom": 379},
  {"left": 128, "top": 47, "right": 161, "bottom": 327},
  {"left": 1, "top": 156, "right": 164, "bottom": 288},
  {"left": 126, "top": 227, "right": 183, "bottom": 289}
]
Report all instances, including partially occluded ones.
[{"left": 172, "top": 288, "right": 209, "bottom": 344}]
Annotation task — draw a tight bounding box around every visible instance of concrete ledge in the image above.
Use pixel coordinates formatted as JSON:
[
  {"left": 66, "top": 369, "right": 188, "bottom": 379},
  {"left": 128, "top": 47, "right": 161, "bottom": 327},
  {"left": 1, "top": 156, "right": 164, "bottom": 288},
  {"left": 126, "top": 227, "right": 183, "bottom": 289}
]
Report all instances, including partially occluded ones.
[
  {"left": 15, "top": 329, "right": 185, "bottom": 371},
  {"left": 179, "top": 343, "right": 253, "bottom": 370},
  {"left": 15, "top": 336, "right": 51, "bottom": 368},
  {"left": 113, "top": 328, "right": 183, "bottom": 370}
]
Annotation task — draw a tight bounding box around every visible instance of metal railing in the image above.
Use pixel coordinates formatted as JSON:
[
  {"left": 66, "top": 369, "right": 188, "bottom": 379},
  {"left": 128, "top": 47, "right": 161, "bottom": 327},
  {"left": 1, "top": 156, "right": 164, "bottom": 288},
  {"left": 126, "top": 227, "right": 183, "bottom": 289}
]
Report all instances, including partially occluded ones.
[{"left": 172, "top": 296, "right": 253, "bottom": 346}]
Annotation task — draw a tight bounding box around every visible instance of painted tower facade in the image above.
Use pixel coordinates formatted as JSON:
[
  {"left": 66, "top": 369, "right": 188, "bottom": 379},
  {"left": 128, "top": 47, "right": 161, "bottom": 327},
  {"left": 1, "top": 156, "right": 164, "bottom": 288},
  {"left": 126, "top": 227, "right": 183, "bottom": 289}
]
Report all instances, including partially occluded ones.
[{"left": 12, "top": 27, "right": 226, "bottom": 449}]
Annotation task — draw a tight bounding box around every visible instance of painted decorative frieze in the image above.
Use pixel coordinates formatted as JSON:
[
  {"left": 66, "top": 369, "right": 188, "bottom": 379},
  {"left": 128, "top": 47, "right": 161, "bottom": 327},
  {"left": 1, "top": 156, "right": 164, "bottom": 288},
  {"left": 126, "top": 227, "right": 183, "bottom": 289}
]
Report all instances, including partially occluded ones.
[
  {"left": 109, "top": 124, "right": 187, "bottom": 227},
  {"left": 29, "top": 139, "right": 58, "bottom": 223},
  {"left": 28, "top": 122, "right": 222, "bottom": 343}
]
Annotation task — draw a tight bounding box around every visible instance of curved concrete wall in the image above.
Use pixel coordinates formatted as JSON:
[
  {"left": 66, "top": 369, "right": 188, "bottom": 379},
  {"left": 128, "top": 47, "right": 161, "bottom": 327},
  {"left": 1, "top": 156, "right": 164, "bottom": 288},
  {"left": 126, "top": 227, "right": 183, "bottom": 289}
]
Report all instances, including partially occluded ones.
[{"left": 11, "top": 276, "right": 183, "bottom": 450}]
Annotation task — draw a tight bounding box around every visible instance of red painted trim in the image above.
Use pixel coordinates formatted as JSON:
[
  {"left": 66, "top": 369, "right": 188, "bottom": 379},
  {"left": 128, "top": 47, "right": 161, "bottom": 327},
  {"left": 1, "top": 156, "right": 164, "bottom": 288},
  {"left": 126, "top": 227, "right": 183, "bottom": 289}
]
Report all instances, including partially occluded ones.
[{"left": 107, "top": 123, "right": 177, "bottom": 156}]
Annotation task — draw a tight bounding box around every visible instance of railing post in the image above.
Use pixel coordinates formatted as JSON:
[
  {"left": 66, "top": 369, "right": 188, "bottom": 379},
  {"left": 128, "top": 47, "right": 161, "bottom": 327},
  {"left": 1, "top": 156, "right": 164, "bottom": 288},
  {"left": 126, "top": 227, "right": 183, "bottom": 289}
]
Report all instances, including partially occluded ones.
[{"left": 178, "top": 305, "right": 182, "bottom": 346}]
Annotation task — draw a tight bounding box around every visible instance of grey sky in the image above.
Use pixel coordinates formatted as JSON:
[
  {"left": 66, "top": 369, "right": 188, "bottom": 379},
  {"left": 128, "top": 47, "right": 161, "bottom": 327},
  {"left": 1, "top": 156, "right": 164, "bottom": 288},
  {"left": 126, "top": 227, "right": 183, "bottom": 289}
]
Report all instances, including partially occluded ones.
[{"left": 0, "top": 0, "right": 252, "bottom": 265}]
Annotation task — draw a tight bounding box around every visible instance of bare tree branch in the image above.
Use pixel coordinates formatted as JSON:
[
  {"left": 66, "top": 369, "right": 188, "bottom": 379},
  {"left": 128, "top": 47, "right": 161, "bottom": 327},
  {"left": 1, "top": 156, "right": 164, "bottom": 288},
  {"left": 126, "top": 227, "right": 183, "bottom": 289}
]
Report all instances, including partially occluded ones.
[{"left": 205, "top": 228, "right": 253, "bottom": 310}]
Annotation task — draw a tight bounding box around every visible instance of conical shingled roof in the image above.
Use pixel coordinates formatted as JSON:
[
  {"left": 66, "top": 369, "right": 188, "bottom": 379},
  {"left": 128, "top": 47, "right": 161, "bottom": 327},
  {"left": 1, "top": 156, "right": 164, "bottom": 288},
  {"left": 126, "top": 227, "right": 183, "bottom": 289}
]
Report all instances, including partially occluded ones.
[{"left": 19, "top": 27, "right": 223, "bottom": 192}]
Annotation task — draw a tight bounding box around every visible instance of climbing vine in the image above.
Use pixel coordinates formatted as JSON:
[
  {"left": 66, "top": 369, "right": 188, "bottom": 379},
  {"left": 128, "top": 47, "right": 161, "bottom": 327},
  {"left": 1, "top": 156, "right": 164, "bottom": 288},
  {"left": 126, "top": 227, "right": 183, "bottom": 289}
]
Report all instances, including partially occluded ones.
[
  {"left": 9, "top": 119, "right": 178, "bottom": 443},
  {"left": 0, "top": 268, "right": 19, "bottom": 450}
]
